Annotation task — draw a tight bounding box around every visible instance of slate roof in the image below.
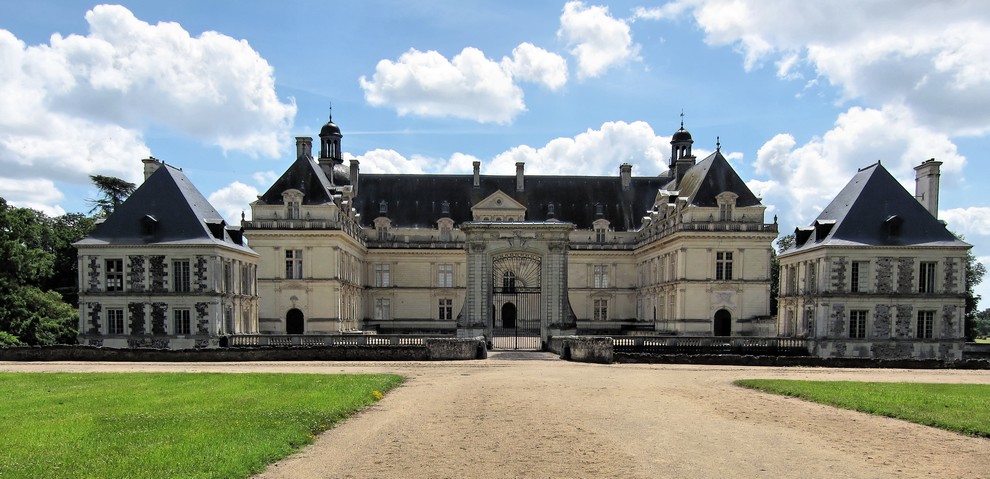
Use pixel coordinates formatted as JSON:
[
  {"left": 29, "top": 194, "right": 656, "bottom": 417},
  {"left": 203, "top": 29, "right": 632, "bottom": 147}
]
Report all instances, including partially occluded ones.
[
  {"left": 785, "top": 162, "right": 968, "bottom": 254},
  {"left": 77, "top": 164, "right": 255, "bottom": 253},
  {"left": 665, "top": 150, "right": 762, "bottom": 207},
  {"left": 257, "top": 154, "right": 336, "bottom": 205},
  {"left": 352, "top": 174, "right": 668, "bottom": 230}
]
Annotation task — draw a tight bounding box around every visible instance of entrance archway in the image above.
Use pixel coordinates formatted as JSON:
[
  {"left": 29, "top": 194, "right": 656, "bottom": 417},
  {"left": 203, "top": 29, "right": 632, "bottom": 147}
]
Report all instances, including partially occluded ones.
[
  {"left": 286, "top": 308, "right": 305, "bottom": 334},
  {"left": 501, "top": 302, "right": 517, "bottom": 329},
  {"left": 713, "top": 309, "right": 731, "bottom": 336}
]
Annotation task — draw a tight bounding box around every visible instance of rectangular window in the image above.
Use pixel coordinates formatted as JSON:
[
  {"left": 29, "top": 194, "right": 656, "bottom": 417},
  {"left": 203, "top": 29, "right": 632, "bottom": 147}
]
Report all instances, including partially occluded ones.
[
  {"left": 173, "top": 260, "right": 191, "bottom": 292},
  {"left": 849, "top": 310, "right": 868, "bottom": 339},
  {"left": 715, "top": 252, "right": 733, "bottom": 281},
  {"left": 851, "top": 261, "right": 869, "bottom": 292},
  {"left": 223, "top": 262, "right": 232, "bottom": 293},
  {"left": 919, "top": 261, "right": 936, "bottom": 293},
  {"left": 719, "top": 204, "right": 732, "bottom": 221},
  {"left": 374, "top": 264, "right": 391, "bottom": 287},
  {"left": 285, "top": 250, "right": 303, "bottom": 279},
  {"left": 595, "top": 228, "right": 606, "bottom": 243},
  {"left": 286, "top": 201, "right": 300, "bottom": 220},
  {"left": 593, "top": 265, "right": 609, "bottom": 288},
  {"left": 805, "top": 263, "right": 817, "bottom": 293},
  {"left": 173, "top": 309, "right": 191, "bottom": 335},
  {"left": 593, "top": 299, "right": 608, "bottom": 321},
  {"left": 374, "top": 298, "right": 391, "bottom": 320},
  {"left": 438, "top": 299, "right": 453, "bottom": 320},
  {"left": 105, "top": 259, "right": 124, "bottom": 291},
  {"left": 107, "top": 309, "right": 125, "bottom": 335},
  {"left": 917, "top": 310, "right": 935, "bottom": 339},
  {"left": 437, "top": 264, "right": 453, "bottom": 288}
]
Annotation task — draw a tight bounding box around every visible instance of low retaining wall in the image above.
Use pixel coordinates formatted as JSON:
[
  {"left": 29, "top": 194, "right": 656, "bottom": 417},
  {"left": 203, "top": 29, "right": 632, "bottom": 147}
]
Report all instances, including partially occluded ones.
[
  {"left": 616, "top": 352, "right": 990, "bottom": 369},
  {"left": 0, "top": 338, "right": 487, "bottom": 362},
  {"left": 551, "top": 336, "right": 614, "bottom": 364}
]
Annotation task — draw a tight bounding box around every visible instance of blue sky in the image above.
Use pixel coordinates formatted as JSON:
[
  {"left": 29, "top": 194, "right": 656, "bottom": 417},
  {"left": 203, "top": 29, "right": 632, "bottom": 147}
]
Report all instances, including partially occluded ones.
[{"left": 2, "top": 1, "right": 990, "bottom": 305}]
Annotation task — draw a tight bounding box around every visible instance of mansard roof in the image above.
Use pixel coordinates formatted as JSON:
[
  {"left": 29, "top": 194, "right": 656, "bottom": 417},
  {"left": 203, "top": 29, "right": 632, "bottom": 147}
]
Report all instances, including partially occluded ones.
[
  {"left": 786, "top": 162, "right": 968, "bottom": 253},
  {"left": 78, "top": 164, "right": 254, "bottom": 253},
  {"left": 667, "top": 150, "right": 762, "bottom": 207},
  {"left": 353, "top": 173, "right": 666, "bottom": 230},
  {"left": 257, "top": 154, "right": 336, "bottom": 205}
]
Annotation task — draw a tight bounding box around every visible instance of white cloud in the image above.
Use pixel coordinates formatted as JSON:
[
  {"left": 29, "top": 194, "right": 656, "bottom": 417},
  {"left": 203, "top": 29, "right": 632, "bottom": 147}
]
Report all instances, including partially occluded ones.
[
  {"left": 252, "top": 171, "right": 278, "bottom": 186},
  {"left": 501, "top": 43, "right": 568, "bottom": 91},
  {"left": 753, "top": 105, "right": 966, "bottom": 224},
  {"left": 0, "top": 5, "right": 295, "bottom": 213},
  {"left": 558, "top": 1, "right": 640, "bottom": 79},
  {"left": 208, "top": 181, "right": 258, "bottom": 224},
  {"left": 0, "top": 178, "right": 66, "bottom": 216},
  {"left": 346, "top": 150, "right": 430, "bottom": 175},
  {"left": 631, "top": 4, "right": 691, "bottom": 22},
  {"left": 940, "top": 207, "right": 990, "bottom": 237},
  {"left": 359, "top": 47, "right": 525, "bottom": 124},
  {"left": 677, "top": 0, "right": 990, "bottom": 134},
  {"left": 486, "top": 121, "right": 668, "bottom": 175}
]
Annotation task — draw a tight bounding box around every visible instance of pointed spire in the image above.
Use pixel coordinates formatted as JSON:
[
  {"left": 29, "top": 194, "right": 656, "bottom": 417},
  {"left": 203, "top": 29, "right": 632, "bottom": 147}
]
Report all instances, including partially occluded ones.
[
  {"left": 679, "top": 109, "right": 685, "bottom": 129},
  {"left": 716, "top": 136, "right": 721, "bottom": 152}
]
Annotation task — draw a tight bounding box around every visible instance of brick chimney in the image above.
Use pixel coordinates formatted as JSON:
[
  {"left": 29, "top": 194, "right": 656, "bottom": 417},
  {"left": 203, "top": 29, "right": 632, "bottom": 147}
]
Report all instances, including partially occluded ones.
[
  {"left": 295, "top": 136, "right": 313, "bottom": 159},
  {"left": 620, "top": 163, "right": 632, "bottom": 190},
  {"left": 914, "top": 158, "right": 942, "bottom": 218}
]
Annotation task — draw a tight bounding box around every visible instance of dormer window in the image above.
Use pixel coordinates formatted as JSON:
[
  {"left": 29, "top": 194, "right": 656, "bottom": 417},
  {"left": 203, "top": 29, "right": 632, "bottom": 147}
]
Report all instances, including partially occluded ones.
[
  {"left": 437, "top": 217, "right": 454, "bottom": 242},
  {"left": 716, "top": 192, "right": 738, "bottom": 222},
  {"left": 374, "top": 217, "right": 391, "bottom": 242},
  {"left": 379, "top": 200, "right": 388, "bottom": 216},
  {"left": 592, "top": 218, "right": 610, "bottom": 244},
  {"left": 281, "top": 190, "right": 304, "bottom": 220}
]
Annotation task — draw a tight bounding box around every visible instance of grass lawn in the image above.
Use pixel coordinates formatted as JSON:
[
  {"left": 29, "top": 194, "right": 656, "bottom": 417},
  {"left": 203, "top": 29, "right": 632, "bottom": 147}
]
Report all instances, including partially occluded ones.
[
  {"left": 735, "top": 379, "right": 990, "bottom": 437},
  {"left": 0, "top": 372, "right": 403, "bottom": 479}
]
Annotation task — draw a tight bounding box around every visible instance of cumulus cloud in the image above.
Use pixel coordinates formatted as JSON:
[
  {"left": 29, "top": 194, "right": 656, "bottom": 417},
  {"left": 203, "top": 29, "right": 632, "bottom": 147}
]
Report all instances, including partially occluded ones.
[
  {"left": 359, "top": 43, "right": 568, "bottom": 123},
  {"left": 558, "top": 1, "right": 640, "bottom": 79},
  {"left": 252, "top": 171, "right": 278, "bottom": 186},
  {"left": 208, "top": 181, "right": 258, "bottom": 224},
  {"left": 0, "top": 178, "right": 66, "bottom": 216},
  {"left": 360, "top": 47, "right": 526, "bottom": 124},
  {"left": 940, "top": 207, "right": 990, "bottom": 237},
  {"left": 486, "top": 121, "right": 668, "bottom": 175},
  {"left": 0, "top": 5, "right": 294, "bottom": 213},
  {"left": 753, "top": 105, "right": 965, "bottom": 224},
  {"left": 346, "top": 150, "right": 431, "bottom": 175},
  {"left": 501, "top": 43, "right": 568, "bottom": 91},
  {"left": 668, "top": 0, "right": 990, "bottom": 134}
]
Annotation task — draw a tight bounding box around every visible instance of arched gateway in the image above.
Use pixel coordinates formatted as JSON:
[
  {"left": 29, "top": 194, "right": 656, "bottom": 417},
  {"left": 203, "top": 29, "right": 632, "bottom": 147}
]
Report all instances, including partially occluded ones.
[{"left": 457, "top": 221, "right": 576, "bottom": 350}]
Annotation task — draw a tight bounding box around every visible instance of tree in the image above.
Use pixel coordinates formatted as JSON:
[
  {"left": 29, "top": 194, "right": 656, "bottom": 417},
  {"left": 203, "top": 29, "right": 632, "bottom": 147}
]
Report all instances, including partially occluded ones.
[
  {"left": 87, "top": 174, "right": 135, "bottom": 218},
  {"left": 39, "top": 213, "right": 96, "bottom": 307},
  {"left": 0, "top": 198, "right": 81, "bottom": 345},
  {"left": 963, "top": 245, "right": 986, "bottom": 341}
]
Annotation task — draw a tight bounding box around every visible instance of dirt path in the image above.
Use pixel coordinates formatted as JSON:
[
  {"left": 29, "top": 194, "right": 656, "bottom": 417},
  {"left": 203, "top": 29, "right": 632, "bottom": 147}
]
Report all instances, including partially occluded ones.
[{"left": 4, "top": 354, "right": 990, "bottom": 478}]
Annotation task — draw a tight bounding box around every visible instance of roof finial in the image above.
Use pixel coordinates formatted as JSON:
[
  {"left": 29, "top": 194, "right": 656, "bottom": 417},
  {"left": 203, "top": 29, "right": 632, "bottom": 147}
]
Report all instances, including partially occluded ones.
[
  {"left": 328, "top": 101, "right": 333, "bottom": 121},
  {"left": 716, "top": 136, "right": 721, "bottom": 152},
  {"left": 680, "top": 109, "right": 685, "bottom": 129}
]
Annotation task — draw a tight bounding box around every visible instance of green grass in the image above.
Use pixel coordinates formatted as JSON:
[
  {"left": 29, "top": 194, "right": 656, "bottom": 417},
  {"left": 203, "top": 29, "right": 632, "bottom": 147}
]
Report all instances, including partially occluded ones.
[
  {"left": 0, "top": 372, "right": 404, "bottom": 479},
  {"left": 735, "top": 379, "right": 990, "bottom": 437}
]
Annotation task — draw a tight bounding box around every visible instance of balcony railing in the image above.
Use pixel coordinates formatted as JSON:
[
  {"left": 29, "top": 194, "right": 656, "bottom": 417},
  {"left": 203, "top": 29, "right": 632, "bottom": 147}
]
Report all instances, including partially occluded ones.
[
  {"left": 610, "top": 336, "right": 810, "bottom": 356},
  {"left": 242, "top": 219, "right": 365, "bottom": 243},
  {"left": 227, "top": 334, "right": 437, "bottom": 347}
]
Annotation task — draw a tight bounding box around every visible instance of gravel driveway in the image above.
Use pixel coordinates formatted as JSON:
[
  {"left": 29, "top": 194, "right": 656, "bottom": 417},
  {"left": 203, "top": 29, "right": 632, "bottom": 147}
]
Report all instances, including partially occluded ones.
[{"left": 5, "top": 352, "right": 990, "bottom": 478}]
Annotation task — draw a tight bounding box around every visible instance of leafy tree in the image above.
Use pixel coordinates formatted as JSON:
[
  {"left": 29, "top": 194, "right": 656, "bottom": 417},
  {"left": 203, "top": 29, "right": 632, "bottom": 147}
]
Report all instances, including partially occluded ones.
[
  {"left": 0, "top": 198, "right": 81, "bottom": 345},
  {"left": 39, "top": 213, "right": 96, "bottom": 306},
  {"left": 973, "top": 308, "right": 990, "bottom": 339},
  {"left": 87, "top": 174, "right": 135, "bottom": 218},
  {"left": 963, "top": 245, "right": 986, "bottom": 341}
]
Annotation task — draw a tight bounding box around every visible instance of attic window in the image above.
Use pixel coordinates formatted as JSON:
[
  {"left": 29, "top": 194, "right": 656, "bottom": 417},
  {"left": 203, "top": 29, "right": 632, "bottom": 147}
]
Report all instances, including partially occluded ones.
[
  {"left": 205, "top": 219, "right": 227, "bottom": 240},
  {"left": 885, "top": 215, "right": 903, "bottom": 237},
  {"left": 441, "top": 201, "right": 450, "bottom": 215},
  {"left": 140, "top": 215, "right": 158, "bottom": 237},
  {"left": 379, "top": 200, "right": 388, "bottom": 216},
  {"left": 794, "top": 227, "right": 814, "bottom": 247},
  {"left": 595, "top": 203, "right": 604, "bottom": 217},
  {"left": 716, "top": 192, "right": 738, "bottom": 222}
]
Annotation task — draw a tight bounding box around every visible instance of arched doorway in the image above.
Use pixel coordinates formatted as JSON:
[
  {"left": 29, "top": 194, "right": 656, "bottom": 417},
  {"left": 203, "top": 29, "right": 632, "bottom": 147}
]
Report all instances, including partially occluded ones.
[
  {"left": 501, "top": 302, "right": 517, "bottom": 329},
  {"left": 713, "top": 309, "right": 731, "bottom": 336},
  {"left": 286, "top": 308, "right": 304, "bottom": 334}
]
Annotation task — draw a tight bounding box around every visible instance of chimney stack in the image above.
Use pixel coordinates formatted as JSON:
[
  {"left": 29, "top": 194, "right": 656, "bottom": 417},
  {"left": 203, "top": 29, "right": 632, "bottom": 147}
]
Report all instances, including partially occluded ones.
[
  {"left": 674, "top": 155, "right": 696, "bottom": 189},
  {"left": 349, "top": 159, "right": 360, "bottom": 196},
  {"left": 295, "top": 136, "right": 313, "bottom": 159},
  {"left": 473, "top": 160, "right": 481, "bottom": 187},
  {"left": 914, "top": 158, "right": 942, "bottom": 218},
  {"left": 516, "top": 162, "right": 525, "bottom": 192},
  {"left": 620, "top": 163, "right": 632, "bottom": 190},
  {"left": 142, "top": 157, "right": 161, "bottom": 181}
]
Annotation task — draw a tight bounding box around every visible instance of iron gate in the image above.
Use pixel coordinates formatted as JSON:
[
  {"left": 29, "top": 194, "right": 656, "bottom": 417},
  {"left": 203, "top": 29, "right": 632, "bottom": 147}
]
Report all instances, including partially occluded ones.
[{"left": 491, "top": 288, "right": 542, "bottom": 350}]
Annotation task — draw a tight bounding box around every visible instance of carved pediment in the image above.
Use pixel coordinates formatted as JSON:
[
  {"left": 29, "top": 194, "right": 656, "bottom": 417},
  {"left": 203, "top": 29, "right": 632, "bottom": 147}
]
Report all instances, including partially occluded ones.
[{"left": 472, "top": 190, "right": 526, "bottom": 221}]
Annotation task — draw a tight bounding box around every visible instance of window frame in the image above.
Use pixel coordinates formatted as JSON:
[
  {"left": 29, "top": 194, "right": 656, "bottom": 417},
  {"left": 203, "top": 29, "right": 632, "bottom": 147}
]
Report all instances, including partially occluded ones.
[
  {"left": 107, "top": 308, "right": 125, "bottom": 335},
  {"left": 374, "top": 263, "right": 391, "bottom": 287},
  {"left": 849, "top": 310, "right": 868, "bottom": 339},
  {"left": 919, "top": 261, "right": 936, "bottom": 293},
  {"left": 173, "top": 309, "right": 191, "bottom": 335},
  {"left": 285, "top": 249, "right": 303, "bottom": 279},
  {"left": 173, "top": 259, "right": 191, "bottom": 293},
  {"left": 850, "top": 261, "right": 869, "bottom": 293},
  {"left": 438, "top": 298, "right": 453, "bottom": 321},
  {"left": 715, "top": 251, "right": 733, "bottom": 281},
  {"left": 593, "top": 299, "right": 608, "bottom": 321},
  {"left": 374, "top": 297, "right": 391, "bottom": 320},
  {"left": 593, "top": 264, "right": 609, "bottom": 288},
  {"left": 105, "top": 259, "right": 124, "bottom": 292},
  {"left": 916, "top": 310, "right": 935, "bottom": 339},
  {"left": 437, "top": 264, "right": 454, "bottom": 288}
]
